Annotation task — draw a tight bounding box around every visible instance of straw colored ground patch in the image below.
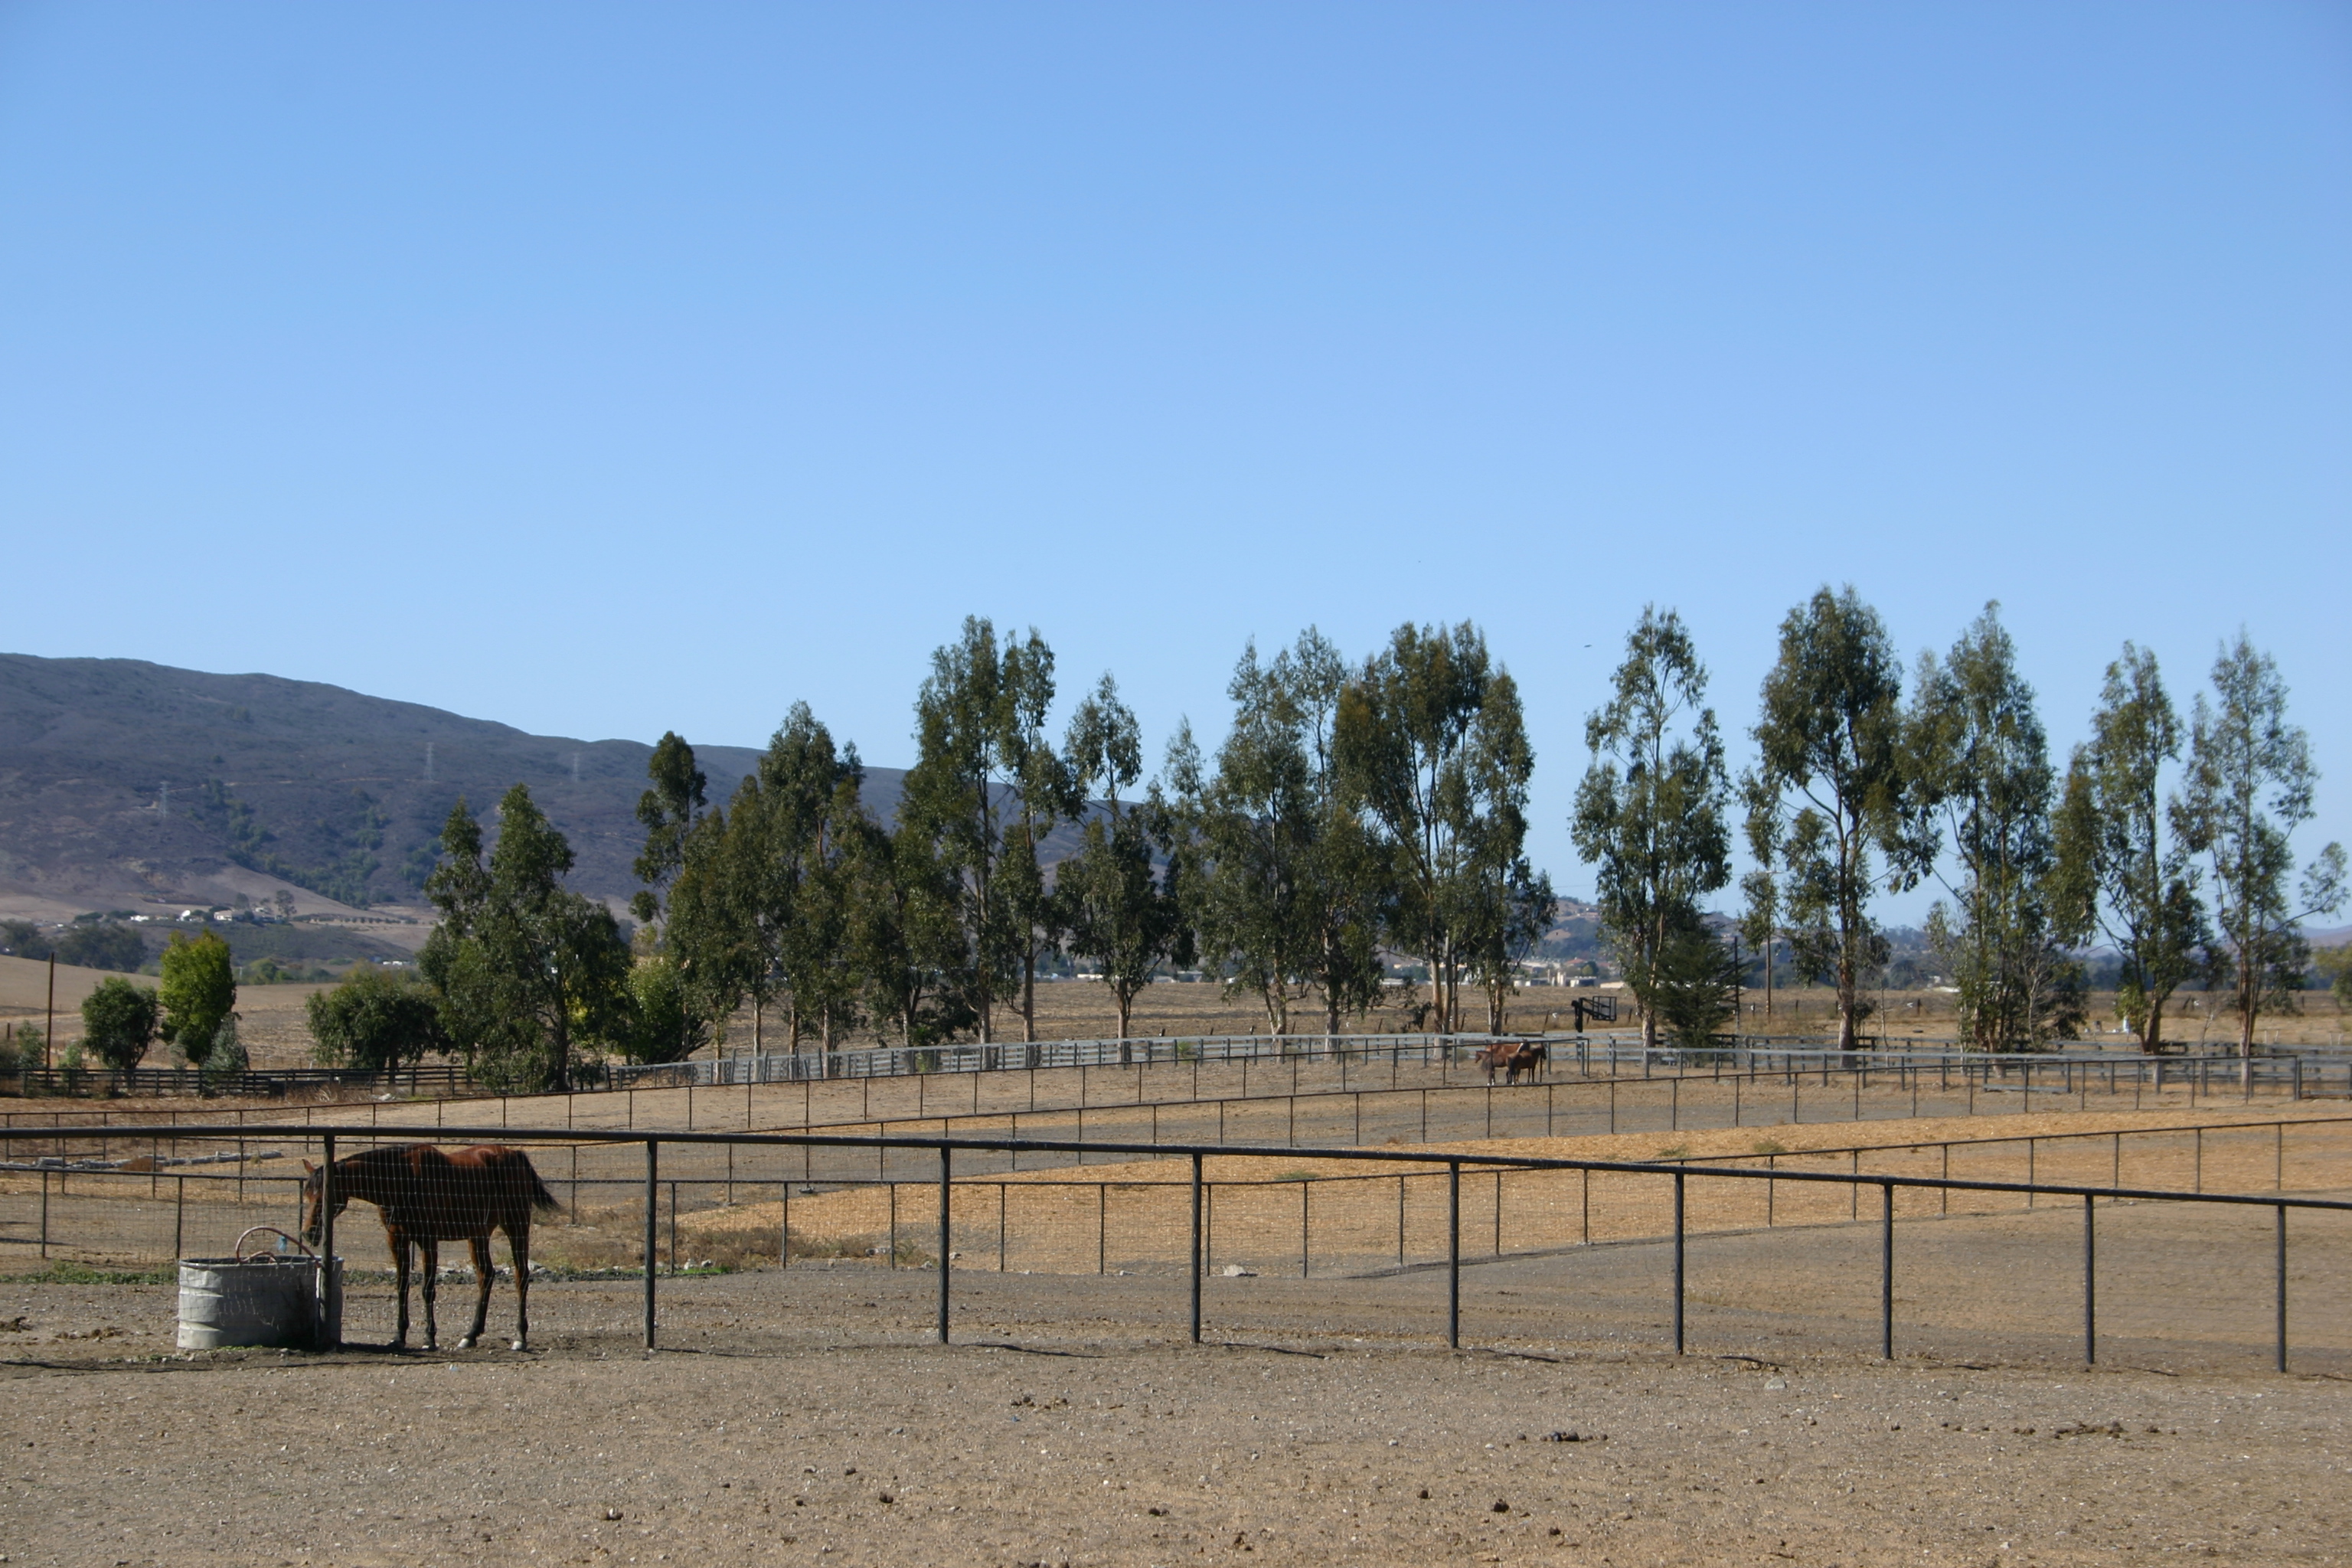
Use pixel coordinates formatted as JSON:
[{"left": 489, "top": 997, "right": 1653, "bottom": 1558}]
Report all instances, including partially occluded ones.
[{"left": 670, "top": 1105, "right": 2351, "bottom": 1278}]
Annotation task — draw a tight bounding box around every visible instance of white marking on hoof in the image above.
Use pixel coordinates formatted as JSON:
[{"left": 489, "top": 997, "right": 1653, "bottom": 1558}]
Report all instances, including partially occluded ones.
[
  {"left": 455, "top": 1336, "right": 476, "bottom": 1350},
  {"left": 511, "top": 1340, "right": 527, "bottom": 1352}
]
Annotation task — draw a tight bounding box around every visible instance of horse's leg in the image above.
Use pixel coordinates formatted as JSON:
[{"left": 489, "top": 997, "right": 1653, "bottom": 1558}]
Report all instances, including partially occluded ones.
[
  {"left": 458, "top": 1236, "right": 493, "bottom": 1349},
  {"left": 390, "top": 1230, "right": 410, "bottom": 1351},
  {"left": 420, "top": 1240, "right": 440, "bottom": 1351},
  {"left": 508, "top": 1220, "right": 531, "bottom": 1352}
]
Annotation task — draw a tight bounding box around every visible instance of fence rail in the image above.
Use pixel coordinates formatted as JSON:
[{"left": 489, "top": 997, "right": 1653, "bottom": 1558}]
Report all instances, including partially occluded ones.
[
  {"left": 607, "top": 1031, "right": 2338, "bottom": 1089},
  {"left": 6, "top": 1032, "right": 2336, "bottom": 1111},
  {"left": 1, "top": 1063, "right": 480, "bottom": 1101},
  {"left": 5, "top": 1120, "right": 2344, "bottom": 1375}
]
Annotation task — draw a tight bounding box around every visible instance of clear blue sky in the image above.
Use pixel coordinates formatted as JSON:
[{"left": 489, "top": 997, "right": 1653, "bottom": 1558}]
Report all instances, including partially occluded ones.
[{"left": 3, "top": 4, "right": 2345, "bottom": 922}]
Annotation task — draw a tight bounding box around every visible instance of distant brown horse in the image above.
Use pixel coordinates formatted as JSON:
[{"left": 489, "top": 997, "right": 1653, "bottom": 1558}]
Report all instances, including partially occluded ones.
[
  {"left": 302, "top": 1144, "right": 560, "bottom": 1352},
  {"left": 1476, "top": 1040, "right": 1549, "bottom": 1085}
]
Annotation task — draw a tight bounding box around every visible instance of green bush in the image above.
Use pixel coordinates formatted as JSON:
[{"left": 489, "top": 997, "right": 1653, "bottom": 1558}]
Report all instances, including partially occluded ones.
[
  {"left": 305, "top": 968, "right": 446, "bottom": 1070},
  {"left": 80, "top": 976, "right": 160, "bottom": 1072},
  {"left": 198, "top": 1017, "right": 247, "bottom": 1090}
]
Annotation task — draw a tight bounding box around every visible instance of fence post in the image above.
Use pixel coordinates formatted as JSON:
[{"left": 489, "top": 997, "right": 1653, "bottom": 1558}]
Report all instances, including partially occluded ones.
[
  {"left": 1447, "top": 1160, "right": 1462, "bottom": 1350},
  {"left": 1880, "top": 1181, "right": 1893, "bottom": 1361},
  {"left": 2082, "top": 1193, "right": 2096, "bottom": 1366},
  {"left": 937, "top": 1145, "right": 952, "bottom": 1344},
  {"left": 1188, "top": 1152, "right": 1204, "bottom": 1344},
  {"left": 1672, "top": 1170, "right": 1686, "bottom": 1355},
  {"left": 320, "top": 1132, "right": 338, "bottom": 1349},
  {"left": 173, "top": 1174, "right": 186, "bottom": 1260},
  {"left": 780, "top": 1180, "right": 791, "bottom": 1269},
  {"left": 642, "top": 1140, "right": 658, "bottom": 1351},
  {"left": 2275, "top": 1204, "right": 2288, "bottom": 1374},
  {"left": 1398, "top": 1174, "right": 1408, "bottom": 1263},
  {"left": 39, "top": 1169, "right": 48, "bottom": 1258}
]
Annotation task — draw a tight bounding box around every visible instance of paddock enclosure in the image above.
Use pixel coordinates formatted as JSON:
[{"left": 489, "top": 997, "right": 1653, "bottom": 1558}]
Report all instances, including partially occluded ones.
[{"left": 5, "top": 1083, "right": 2347, "bottom": 1379}]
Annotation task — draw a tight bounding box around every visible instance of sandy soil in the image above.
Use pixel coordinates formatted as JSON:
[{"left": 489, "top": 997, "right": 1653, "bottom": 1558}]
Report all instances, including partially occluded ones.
[{"left": 2, "top": 1211, "right": 2348, "bottom": 1567}]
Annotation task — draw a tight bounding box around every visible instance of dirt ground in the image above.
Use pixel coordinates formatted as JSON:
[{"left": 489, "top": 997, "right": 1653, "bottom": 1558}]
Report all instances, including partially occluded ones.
[{"left": 2, "top": 1205, "right": 2348, "bottom": 1567}]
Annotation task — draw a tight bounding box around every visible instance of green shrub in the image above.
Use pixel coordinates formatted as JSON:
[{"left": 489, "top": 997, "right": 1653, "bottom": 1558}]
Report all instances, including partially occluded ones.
[
  {"left": 80, "top": 976, "right": 160, "bottom": 1072},
  {"left": 306, "top": 968, "right": 446, "bottom": 1070}
]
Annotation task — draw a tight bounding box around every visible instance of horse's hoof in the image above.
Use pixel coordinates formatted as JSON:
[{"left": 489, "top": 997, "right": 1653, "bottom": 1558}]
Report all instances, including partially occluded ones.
[
  {"left": 455, "top": 1336, "right": 476, "bottom": 1350},
  {"left": 511, "top": 1340, "right": 527, "bottom": 1353}
]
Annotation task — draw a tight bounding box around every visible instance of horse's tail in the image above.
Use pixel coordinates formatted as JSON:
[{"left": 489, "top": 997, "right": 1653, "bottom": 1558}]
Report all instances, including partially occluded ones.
[{"left": 522, "top": 1159, "right": 564, "bottom": 1216}]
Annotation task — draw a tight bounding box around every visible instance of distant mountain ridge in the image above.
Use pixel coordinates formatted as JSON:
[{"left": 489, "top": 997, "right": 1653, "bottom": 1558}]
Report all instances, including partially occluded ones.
[{"left": 0, "top": 653, "right": 916, "bottom": 920}]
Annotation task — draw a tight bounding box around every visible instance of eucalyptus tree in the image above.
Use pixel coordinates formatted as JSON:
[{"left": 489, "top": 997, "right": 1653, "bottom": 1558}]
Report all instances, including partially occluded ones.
[
  {"left": 1183, "top": 643, "right": 1312, "bottom": 1034},
  {"left": 1747, "top": 586, "right": 1926, "bottom": 1050},
  {"left": 629, "top": 731, "right": 707, "bottom": 928},
  {"left": 1736, "top": 811, "right": 1783, "bottom": 1021},
  {"left": 2050, "top": 644, "right": 2208, "bottom": 1050},
  {"left": 1184, "top": 631, "right": 1388, "bottom": 1038},
  {"left": 2175, "top": 635, "right": 2346, "bottom": 1068},
  {"left": 1908, "top": 604, "right": 2082, "bottom": 1048},
  {"left": 420, "top": 786, "right": 631, "bottom": 1092},
  {"left": 900, "top": 617, "right": 1067, "bottom": 1045},
  {"left": 1462, "top": 856, "right": 1555, "bottom": 1034},
  {"left": 662, "top": 776, "right": 785, "bottom": 1052},
  {"left": 1002, "top": 636, "right": 1079, "bottom": 1043},
  {"left": 848, "top": 811, "right": 975, "bottom": 1049},
  {"left": 1059, "top": 684, "right": 1187, "bottom": 1040},
  {"left": 1337, "top": 621, "right": 1534, "bottom": 1034},
  {"left": 758, "top": 704, "right": 867, "bottom": 1050},
  {"left": 1571, "top": 606, "right": 1731, "bottom": 1050}
]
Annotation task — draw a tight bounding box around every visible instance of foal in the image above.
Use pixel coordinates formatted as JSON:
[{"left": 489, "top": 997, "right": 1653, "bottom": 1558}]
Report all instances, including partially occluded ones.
[{"left": 302, "top": 1144, "right": 560, "bottom": 1351}]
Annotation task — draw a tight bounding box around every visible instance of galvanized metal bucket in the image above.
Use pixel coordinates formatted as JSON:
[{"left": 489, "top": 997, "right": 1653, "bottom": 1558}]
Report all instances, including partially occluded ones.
[{"left": 177, "top": 1228, "right": 341, "bottom": 1351}]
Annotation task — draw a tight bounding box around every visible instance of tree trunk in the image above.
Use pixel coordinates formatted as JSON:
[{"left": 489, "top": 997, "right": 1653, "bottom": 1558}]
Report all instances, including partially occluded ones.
[
  {"left": 1116, "top": 986, "right": 1132, "bottom": 1041},
  {"left": 1022, "top": 952, "right": 1037, "bottom": 1044}
]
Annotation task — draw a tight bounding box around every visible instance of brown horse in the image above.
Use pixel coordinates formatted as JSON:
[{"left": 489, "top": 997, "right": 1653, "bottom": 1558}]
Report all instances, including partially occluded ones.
[
  {"left": 1476, "top": 1040, "right": 1549, "bottom": 1085},
  {"left": 302, "top": 1144, "right": 560, "bottom": 1352}
]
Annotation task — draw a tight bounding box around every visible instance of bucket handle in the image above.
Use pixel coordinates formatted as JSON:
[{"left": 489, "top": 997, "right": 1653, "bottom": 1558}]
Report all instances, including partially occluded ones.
[{"left": 233, "top": 1227, "right": 318, "bottom": 1262}]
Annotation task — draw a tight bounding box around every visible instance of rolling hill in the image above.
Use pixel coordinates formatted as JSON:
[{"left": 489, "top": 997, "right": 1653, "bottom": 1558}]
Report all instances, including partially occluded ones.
[{"left": 0, "top": 652, "right": 913, "bottom": 928}]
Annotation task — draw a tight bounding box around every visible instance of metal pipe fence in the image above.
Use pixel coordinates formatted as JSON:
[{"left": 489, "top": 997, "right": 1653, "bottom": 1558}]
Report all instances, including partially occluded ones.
[
  {"left": 5, "top": 1121, "right": 2345, "bottom": 1374},
  {"left": 6, "top": 1028, "right": 2339, "bottom": 1112},
  {"left": 6, "top": 1034, "right": 2321, "bottom": 1145},
  {"left": 606, "top": 1030, "right": 2340, "bottom": 1092}
]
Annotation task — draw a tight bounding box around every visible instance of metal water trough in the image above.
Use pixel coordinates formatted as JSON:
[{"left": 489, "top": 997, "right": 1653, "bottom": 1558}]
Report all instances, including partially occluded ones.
[{"left": 177, "top": 1229, "right": 341, "bottom": 1351}]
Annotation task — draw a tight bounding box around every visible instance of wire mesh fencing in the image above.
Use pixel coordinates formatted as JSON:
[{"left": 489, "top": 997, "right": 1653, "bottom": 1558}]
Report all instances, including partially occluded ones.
[{"left": 4, "top": 1119, "right": 2347, "bottom": 1376}]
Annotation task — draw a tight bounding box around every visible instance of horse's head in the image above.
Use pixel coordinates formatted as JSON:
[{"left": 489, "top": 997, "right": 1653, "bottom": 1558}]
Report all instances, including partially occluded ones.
[{"left": 299, "top": 1159, "right": 348, "bottom": 1246}]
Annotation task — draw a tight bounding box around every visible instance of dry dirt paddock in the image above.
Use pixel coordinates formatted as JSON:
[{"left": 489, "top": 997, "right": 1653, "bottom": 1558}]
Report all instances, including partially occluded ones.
[{"left": 4, "top": 1198, "right": 2350, "bottom": 1568}]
